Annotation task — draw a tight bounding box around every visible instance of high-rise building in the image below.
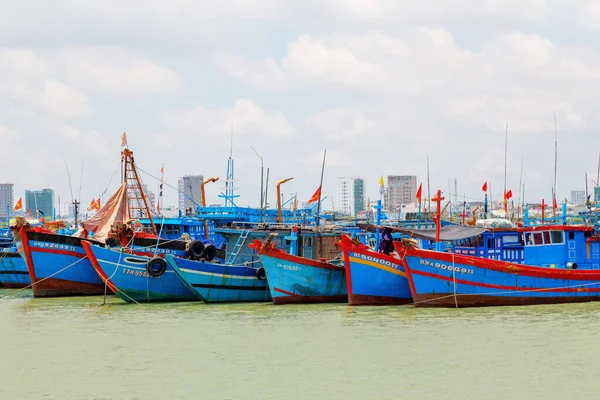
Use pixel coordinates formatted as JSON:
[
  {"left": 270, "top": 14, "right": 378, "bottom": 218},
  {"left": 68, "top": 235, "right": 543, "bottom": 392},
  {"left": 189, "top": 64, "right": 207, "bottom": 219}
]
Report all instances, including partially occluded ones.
[
  {"left": 25, "top": 188, "right": 54, "bottom": 219},
  {"left": 570, "top": 190, "right": 586, "bottom": 205},
  {"left": 0, "top": 183, "right": 14, "bottom": 219},
  {"left": 336, "top": 177, "right": 365, "bottom": 216},
  {"left": 178, "top": 175, "right": 203, "bottom": 212},
  {"left": 385, "top": 175, "right": 417, "bottom": 212}
]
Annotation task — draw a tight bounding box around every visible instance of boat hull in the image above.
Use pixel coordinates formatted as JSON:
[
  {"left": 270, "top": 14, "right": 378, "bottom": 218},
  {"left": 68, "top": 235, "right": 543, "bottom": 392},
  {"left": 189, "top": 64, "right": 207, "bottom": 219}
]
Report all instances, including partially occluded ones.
[
  {"left": 17, "top": 229, "right": 105, "bottom": 297},
  {"left": 259, "top": 250, "right": 347, "bottom": 305},
  {"left": 339, "top": 236, "right": 412, "bottom": 306},
  {"left": 165, "top": 256, "right": 271, "bottom": 303},
  {"left": 0, "top": 250, "right": 30, "bottom": 288},
  {"left": 82, "top": 241, "right": 200, "bottom": 303},
  {"left": 397, "top": 243, "right": 600, "bottom": 308}
]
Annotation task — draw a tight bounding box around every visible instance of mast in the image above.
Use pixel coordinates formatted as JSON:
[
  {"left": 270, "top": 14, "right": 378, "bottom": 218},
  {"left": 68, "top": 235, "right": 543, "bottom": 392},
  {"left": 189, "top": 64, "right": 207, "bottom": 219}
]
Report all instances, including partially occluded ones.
[
  {"left": 517, "top": 157, "right": 523, "bottom": 220},
  {"left": 426, "top": 156, "right": 431, "bottom": 210},
  {"left": 553, "top": 114, "right": 558, "bottom": 217},
  {"left": 503, "top": 122, "right": 508, "bottom": 216},
  {"left": 313, "top": 150, "right": 326, "bottom": 260}
]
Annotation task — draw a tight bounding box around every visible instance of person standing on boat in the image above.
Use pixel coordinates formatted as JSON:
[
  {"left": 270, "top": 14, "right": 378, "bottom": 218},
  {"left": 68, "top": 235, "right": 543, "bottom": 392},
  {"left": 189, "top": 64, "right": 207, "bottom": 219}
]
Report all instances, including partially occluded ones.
[{"left": 378, "top": 227, "right": 394, "bottom": 255}]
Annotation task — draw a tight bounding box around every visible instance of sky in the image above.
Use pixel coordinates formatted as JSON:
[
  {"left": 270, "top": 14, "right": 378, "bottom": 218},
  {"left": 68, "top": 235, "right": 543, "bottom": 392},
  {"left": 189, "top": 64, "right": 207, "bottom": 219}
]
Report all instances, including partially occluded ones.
[{"left": 2, "top": 0, "right": 600, "bottom": 214}]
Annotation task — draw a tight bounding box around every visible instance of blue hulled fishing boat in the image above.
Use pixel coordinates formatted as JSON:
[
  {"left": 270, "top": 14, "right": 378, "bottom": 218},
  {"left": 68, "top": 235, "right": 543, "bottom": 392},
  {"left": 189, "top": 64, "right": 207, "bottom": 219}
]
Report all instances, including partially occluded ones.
[
  {"left": 338, "top": 233, "right": 411, "bottom": 305},
  {"left": 0, "top": 247, "right": 30, "bottom": 288},
  {"left": 395, "top": 190, "right": 600, "bottom": 307},
  {"left": 256, "top": 232, "right": 347, "bottom": 305},
  {"left": 165, "top": 255, "right": 271, "bottom": 303}
]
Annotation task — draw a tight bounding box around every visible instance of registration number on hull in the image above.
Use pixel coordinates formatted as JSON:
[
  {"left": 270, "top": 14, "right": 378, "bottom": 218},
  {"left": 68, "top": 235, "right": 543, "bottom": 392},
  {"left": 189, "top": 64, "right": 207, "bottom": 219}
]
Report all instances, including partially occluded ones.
[{"left": 419, "top": 259, "right": 474, "bottom": 275}]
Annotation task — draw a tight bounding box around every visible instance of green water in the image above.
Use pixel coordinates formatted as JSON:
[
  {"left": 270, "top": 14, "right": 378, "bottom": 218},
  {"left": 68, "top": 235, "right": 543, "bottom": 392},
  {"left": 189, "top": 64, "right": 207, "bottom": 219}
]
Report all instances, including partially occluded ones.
[{"left": 1, "top": 289, "right": 598, "bottom": 400}]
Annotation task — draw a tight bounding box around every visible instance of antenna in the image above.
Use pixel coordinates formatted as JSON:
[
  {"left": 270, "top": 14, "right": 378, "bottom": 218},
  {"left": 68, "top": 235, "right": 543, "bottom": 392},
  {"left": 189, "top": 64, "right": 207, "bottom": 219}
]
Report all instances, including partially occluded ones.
[
  {"left": 78, "top": 157, "right": 84, "bottom": 205},
  {"left": 426, "top": 156, "right": 431, "bottom": 210},
  {"left": 517, "top": 157, "right": 524, "bottom": 220},
  {"left": 62, "top": 156, "right": 74, "bottom": 202},
  {"left": 553, "top": 114, "right": 558, "bottom": 217}
]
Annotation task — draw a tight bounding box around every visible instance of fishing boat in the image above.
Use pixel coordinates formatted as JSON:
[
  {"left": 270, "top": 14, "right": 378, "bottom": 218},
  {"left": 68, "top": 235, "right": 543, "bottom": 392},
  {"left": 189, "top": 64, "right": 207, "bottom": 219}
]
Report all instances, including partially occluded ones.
[
  {"left": 394, "top": 191, "right": 600, "bottom": 308},
  {"left": 338, "top": 233, "right": 411, "bottom": 305},
  {"left": 81, "top": 240, "right": 204, "bottom": 303},
  {"left": 165, "top": 255, "right": 271, "bottom": 303},
  {"left": 256, "top": 232, "right": 347, "bottom": 304},
  {"left": 12, "top": 146, "right": 203, "bottom": 297},
  {"left": 0, "top": 247, "right": 30, "bottom": 288}
]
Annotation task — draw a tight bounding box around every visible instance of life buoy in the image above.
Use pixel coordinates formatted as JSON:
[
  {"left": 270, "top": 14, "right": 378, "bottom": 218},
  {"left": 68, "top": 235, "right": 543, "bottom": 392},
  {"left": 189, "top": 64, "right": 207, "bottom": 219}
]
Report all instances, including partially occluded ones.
[
  {"left": 200, "top": 244, "right": 217, "bottom": 262},
  {"left": 146, "top": 257, "right": 167, "bottom": 277},
  {"left": 255, "top": 267, "right": 267, "bottom": 280},
  {"left": 188, "top": 240, "right": 205, "bottom": 259}
]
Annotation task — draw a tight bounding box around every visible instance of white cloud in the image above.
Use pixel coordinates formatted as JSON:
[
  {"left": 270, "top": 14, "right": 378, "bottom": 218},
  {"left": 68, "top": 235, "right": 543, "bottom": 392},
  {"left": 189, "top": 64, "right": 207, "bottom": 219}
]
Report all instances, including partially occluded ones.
[
  {"left": 61, "top": 48, "right": 183, "bottom": 97},
  {"left": 39, "top": 80, "right": 91, "bottom": 118}
]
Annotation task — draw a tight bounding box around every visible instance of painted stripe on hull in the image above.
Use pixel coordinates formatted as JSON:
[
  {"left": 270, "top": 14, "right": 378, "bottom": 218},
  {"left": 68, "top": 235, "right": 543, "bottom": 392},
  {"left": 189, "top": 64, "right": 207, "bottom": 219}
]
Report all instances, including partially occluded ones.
[{"left": 0, "top": 271, "right": 29, "bottom": 275}]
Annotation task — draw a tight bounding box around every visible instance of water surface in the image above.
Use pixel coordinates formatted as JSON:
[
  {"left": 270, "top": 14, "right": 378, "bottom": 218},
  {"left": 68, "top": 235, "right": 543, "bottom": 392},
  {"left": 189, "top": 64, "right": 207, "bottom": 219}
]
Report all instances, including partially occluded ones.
[{"left": 1, "top": 289, "right": 598, "bottom": 399}]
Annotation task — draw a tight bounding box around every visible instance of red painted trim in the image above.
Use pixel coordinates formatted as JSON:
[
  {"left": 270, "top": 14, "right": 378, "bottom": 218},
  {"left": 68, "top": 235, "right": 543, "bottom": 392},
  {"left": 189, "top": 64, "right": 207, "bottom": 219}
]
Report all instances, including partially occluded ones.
[
  {"left": 19, "top": 228, "right": 37, "bottom": 283},
  {"left": 81, "top": 241, "right": 118, "bottom": 294},
  {"left": 339, "top": 236, "right": 354, "bottom": 296},
  {"left": 412, "top": 269, "right": 600, "bottom": 293},
  {"left": 273, "top": 287, "right": 300, "bottom": 297},
  {"left": 399, "top": 249, "right": 418, "bottom": 300},
  {"left": 400, "top": 244, "right": 600, "bottom": 280},
  {"left": 263, "top": 247, "right": 344, "bottom": 271},
  {"left": 31, "top": 247, "right": 83, "bottom": 258}
]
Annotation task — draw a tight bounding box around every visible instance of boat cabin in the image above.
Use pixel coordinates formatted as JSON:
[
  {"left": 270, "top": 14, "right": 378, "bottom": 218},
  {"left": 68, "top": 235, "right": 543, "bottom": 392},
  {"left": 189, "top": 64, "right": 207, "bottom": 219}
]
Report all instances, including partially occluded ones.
[{"left": 521, "top": 226, "right": 600, "bottom": 269}]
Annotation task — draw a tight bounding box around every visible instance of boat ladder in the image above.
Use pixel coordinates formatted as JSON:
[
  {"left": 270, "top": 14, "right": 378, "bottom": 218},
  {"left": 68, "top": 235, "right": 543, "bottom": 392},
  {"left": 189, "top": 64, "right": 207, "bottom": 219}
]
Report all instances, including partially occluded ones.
[{"left": 226, "top": 229, "right": 250, "bottom": 264}]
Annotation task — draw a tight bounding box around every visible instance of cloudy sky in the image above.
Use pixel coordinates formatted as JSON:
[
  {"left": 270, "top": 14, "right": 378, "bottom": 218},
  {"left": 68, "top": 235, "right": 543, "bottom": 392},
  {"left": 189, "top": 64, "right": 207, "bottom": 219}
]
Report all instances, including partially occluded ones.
[{"left": 2, "top": 0, "right": 600, "bottom": 214}]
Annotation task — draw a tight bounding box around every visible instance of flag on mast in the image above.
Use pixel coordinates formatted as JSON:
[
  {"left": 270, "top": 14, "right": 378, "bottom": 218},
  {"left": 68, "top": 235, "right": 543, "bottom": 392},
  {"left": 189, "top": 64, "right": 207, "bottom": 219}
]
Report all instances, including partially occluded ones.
[
  {"left": 482, "top": 181, "right": 488, "bottom": 192},
  {"left": 157, "top": 164, "right": 164, "bottom": 213},
  {"left": 307, "top": 187, "right": 321, "bottom": 204},
  {"left": 120, "top": 132, "right": 128, "bottom": 148},
  {"left": 416, "top": 183, "right": 423, "bottom": 204},
  {"left": 14, "top": 198, "right": 22, "bottom": 211}
]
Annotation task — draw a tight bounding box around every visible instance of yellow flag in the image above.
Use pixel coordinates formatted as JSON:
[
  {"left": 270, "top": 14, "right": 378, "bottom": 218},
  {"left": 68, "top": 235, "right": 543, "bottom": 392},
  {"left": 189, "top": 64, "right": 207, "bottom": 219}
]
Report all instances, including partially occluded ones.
[{"left": 379, "top": 176, "right": 384, "bottom": 187}]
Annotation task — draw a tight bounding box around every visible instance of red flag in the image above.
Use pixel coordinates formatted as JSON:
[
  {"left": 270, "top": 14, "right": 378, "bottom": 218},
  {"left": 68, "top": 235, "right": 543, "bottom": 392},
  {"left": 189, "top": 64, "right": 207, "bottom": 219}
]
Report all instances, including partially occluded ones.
[
  {"left": 95, "top": 197, "right": 101, "bottom": 211},
  {"left": 307, "top": 186, "right": 321, "bottom": 204},
  {"left": 505, "top": 190, "right": 513, "bottom": 200},
  {"left": 553, "top": 197, "right": 557, "bottom": 209},
  {"left": 120, "top": 132, "right": 128, "bottom": 148},
  {"left": 14, "top": 198, "right": 22, "bottom": 211},
  {"left": 415, "top": 183, "right": 422, "bottom": 204},
  {"left": 482, "top": 181, "right": 488, "bottom": 192},
  {"left": 27, "top": 209, "right": 31, "bottom": 217}
]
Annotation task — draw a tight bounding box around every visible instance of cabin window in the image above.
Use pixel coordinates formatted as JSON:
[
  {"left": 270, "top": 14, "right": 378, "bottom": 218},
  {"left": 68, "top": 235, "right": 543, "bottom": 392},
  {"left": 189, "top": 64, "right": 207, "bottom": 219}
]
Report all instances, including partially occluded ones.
[
  {"left": 533, "top": 233, "right": 543, "bottom": 245},
  {"left": 542, "top": 231, "right": 551, "bottom": 245},
  {"left": 173, "top": 226, "right": 180, "bottom": 235},
  {"left": 568, "top": 232, "right": 575, "bottom": 240},
  {"left": 551, "top": 231, "right": 563, "bottom": 244},
  {"left": 166, "top": 225, "right": 173, "bottom": 234},
  {"left": 525, "top": 233, "right": 533, "bottom": 246}
]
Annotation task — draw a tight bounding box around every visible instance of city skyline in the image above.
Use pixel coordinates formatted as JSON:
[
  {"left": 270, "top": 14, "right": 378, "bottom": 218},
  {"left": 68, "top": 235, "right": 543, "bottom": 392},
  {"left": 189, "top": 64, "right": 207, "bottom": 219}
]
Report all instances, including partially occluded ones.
[{"left": 2, "top": 1, "right": 600, "bottom": 211}]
